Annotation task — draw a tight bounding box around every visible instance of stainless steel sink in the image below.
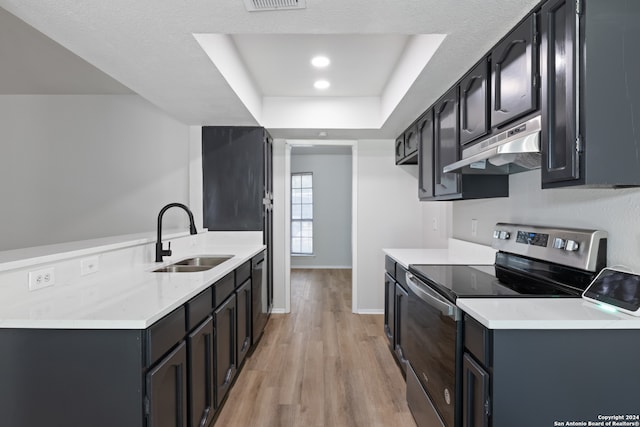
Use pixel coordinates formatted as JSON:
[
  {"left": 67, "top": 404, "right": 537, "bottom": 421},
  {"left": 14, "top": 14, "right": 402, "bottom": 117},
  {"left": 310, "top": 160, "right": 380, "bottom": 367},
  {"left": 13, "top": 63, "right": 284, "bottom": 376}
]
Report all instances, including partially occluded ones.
[
  {"left": 153, "top": 265, "right": 212, "bottom": 273},
  {"left": 153, "top": 255, "right": 233, "bottom": 273},
  {"left": 174, "top": 255, "right": 233, "bottom": 267}
]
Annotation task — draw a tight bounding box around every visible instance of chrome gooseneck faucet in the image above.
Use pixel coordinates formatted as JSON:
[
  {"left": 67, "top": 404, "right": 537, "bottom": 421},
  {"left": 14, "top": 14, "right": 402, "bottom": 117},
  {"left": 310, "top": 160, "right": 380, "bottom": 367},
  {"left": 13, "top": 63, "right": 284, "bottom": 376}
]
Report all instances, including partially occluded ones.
[{"left": 155, "top": 203, "right": 197, "bottom": 262}]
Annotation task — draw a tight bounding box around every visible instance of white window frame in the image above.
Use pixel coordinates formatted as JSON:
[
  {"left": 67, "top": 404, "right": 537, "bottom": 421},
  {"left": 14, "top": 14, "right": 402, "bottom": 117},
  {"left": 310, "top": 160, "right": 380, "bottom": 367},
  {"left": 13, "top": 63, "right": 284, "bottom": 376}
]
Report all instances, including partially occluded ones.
[{"left": 291, "top": 172, "right": 313, "bottom": 255}]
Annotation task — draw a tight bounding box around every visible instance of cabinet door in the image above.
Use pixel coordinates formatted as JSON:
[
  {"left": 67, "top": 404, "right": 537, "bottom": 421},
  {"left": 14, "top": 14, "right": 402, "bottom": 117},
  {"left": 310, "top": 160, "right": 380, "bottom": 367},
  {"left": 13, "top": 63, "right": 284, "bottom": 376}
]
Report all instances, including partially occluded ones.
[
  {"left": 540, "top": 0, "right": 580, "bottom": 186},
  {"left": 404, "top": 124, "right": 419, "bottom": 158},
  {"left": 214, "top": 294, "right": 237, "bottom": 408},
  {"left": 395, "top": 135, "right": 405, "bottom": 164},
  {"left": 491, "top": 13, "right": 539, "bottom": 128},
  {"left": 394, "top": 283, "right": 409, "bottom": 369},
  {"left": 187, "top": 317, "right": 214, "bottom": 427},
  {"left": 434, "top": 87, "right": 460, "bottom": 197},
  {"left": 384, "top": 273, "right": 395, "bottom": 348},
  {"left": 418, "top": 110, "right": 435, "bottom": 200},
  {"left": 463, "top": 353, "right": 490, "bottom": 427},
  {"left": 146, "top": 342, "right": 188, "bottom": 427},
  {"left": 460, "top": 58, "right": 490, "bottom": 146},
  {"left": 236, "top": 279, "right": 252, "bottom": 368}
]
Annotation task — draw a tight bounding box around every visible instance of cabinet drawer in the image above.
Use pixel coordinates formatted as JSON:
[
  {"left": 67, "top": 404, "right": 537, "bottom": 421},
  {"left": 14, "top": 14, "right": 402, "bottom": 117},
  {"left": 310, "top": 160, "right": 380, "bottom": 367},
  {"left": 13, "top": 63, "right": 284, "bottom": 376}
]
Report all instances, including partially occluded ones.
[
  {"left": 465, "top": 315, "right": 491, "bottom": 366},
  {"left": 186, "top": 288, "right": 213, "bottom": 332},
  {"left": 146, "top": 306, "right": 186, "bottom": 366},
  {"left": 214, "top": 271, "right": 235, "bottom": 307},
  {"left": 235, "top": 260, "right": 251, "bottom": 287},
  {"left": 385, "top": 256, "right": 396, "bottom": 279}
]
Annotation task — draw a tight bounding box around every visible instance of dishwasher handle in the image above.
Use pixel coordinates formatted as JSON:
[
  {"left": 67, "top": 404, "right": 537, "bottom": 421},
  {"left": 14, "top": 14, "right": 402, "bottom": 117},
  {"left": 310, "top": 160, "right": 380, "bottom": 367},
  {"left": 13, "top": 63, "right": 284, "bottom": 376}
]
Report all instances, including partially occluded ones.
[{"left": 406, "top": 273, "right": 461, "bottom": 321}]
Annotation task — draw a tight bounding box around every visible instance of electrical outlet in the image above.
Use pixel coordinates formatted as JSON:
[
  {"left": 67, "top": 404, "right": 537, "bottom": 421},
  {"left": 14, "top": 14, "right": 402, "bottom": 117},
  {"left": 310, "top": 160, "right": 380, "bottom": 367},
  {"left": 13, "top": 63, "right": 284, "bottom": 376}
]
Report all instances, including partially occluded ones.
[
  {"left": 28, "top": 267, "right": 56, "bottom": 291},
  {"left": 432, "top": 217, "right": 439, "bottom": 231},
  {"left": 471, "top": 219, "right": 478, "bottom": 237},
  {"left": 80, "top": 256, "right": 100, "bottom": 276}
]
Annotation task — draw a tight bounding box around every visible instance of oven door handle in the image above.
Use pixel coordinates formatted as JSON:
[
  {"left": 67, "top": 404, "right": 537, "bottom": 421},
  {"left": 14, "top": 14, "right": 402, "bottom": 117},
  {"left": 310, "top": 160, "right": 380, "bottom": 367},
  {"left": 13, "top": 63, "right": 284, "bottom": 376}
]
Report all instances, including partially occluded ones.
[{"left": 406, "top": 273, "right": 461, "bottom": 321}]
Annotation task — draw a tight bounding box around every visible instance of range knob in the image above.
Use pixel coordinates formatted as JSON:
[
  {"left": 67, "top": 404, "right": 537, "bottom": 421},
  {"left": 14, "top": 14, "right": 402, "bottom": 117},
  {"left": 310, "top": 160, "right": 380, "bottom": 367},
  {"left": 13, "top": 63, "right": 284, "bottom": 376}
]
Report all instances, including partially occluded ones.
[
  {"left": 565, "top": 240, "right": 580, "bottom": 251},
  {"left": 493, "top": 230, "right": 500, "bottom": 239},
  {"left": 499, "top": 231, "right": 511, "bottom": 240},
  {"left": 552, "top": 238, "right": 566, "bottom": 249}
]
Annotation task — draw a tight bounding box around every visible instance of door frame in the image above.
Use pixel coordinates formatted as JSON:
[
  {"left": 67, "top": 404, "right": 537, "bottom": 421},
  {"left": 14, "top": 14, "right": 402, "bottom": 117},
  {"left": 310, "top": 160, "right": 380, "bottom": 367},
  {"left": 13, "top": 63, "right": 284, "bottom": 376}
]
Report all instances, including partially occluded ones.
[{"left": 284, "top": 140, "right": 358, "bottom": 313}]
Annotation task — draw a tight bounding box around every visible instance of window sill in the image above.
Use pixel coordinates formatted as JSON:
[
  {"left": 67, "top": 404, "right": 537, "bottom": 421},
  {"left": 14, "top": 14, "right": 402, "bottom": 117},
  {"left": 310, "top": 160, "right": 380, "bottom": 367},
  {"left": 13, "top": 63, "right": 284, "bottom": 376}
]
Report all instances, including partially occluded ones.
[{"left": 291, "top": 253, "right": 315, "bottom": 257}]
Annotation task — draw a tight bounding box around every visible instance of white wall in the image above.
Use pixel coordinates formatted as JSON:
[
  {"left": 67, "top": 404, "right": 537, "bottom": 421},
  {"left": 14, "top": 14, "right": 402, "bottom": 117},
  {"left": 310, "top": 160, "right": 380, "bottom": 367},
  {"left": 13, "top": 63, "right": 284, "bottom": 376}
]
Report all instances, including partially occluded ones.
[
  {"left": 452, "top": 169, "right": 640, "bottom": 271},
  {"left": 290, "top": 147, "right": 352, "bottom": 268},
  {"left": 0, "top": 95, "right": 191, "bottom": 251},
  {"left": 355, "top": 139, "right": 450, "bottom": 312}
]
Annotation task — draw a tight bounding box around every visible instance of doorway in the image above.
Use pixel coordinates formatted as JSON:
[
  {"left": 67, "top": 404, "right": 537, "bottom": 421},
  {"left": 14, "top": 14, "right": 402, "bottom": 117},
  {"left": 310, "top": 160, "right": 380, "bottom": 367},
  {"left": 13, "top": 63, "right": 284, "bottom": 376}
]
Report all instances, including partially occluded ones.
[{"left": 283, "top": 140, "right": 358, "bottom": 313}]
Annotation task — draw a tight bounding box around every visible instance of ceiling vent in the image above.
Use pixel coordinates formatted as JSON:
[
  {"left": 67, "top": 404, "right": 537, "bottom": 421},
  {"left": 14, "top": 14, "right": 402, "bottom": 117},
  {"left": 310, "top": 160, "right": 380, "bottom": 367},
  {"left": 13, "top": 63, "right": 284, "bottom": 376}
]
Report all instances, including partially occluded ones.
[{"left": 243, "top": 0, "right": 306, "bottom": 12}]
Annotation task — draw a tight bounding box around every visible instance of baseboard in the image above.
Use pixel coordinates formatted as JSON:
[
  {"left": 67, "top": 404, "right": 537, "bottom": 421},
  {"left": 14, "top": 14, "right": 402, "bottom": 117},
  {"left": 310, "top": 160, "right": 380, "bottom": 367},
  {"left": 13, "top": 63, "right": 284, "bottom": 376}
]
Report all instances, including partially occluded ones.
[
  {"left": 289, "top": 266, "right": 352, "bottom": 269},
  {"left": 271, "top": 308, "right": 288, "bottom": 314},
  {"left": 357, "top": 309, "right": 384, "bottom": 315}
]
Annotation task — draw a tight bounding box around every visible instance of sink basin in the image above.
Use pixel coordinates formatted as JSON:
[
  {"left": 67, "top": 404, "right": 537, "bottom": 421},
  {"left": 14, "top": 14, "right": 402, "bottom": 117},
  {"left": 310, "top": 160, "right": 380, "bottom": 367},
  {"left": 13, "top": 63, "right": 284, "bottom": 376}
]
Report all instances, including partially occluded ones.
[
  {"left": 153, "top": 265, "right": 212, "bottom": 273},
  {"left": 174, "top": 255, "right": 233, "bottom": 267},
  {"left": 153, "top": 255, "right": 233, "bottom": 273}
]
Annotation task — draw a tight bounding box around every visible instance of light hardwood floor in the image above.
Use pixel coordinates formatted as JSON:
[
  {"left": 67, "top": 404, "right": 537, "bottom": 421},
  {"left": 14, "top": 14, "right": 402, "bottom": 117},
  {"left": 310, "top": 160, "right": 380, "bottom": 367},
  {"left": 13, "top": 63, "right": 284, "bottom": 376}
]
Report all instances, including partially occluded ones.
[{"left": 214, "top": 268, "right": 416, "bottom": 427}]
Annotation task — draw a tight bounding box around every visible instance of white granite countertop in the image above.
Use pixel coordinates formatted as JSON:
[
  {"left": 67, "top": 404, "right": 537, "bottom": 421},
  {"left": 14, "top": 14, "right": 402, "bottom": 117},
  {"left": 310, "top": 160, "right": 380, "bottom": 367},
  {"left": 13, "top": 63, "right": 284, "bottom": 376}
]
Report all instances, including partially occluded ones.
[
  {"left": 458, "top": 298, "right": 640, "bottom": 330},
  {"left": 0, "top": 233, "right": 264, "bottom": 329},
  {"left": 384, "top": 238, "right": 497, "bottom": 268}
]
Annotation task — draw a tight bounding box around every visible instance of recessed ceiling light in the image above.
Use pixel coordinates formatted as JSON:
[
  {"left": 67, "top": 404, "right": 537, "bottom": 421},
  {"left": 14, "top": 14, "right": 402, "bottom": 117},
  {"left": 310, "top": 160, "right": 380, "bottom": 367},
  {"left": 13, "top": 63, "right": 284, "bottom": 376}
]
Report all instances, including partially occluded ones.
[
  {"left": 311, "top": 56, "right": 330, "bottom": 68},
  {"left": 314, "top": 80, "right": 330, "bottom": 90},
  {"left": 318, "top": 131, "right": 328, "bottom": 137}
]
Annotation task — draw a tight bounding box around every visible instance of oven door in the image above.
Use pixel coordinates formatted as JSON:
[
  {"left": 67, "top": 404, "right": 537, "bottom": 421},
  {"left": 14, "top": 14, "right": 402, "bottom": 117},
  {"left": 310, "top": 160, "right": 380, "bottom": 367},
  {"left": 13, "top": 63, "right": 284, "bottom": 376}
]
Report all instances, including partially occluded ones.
[{"left": 405, "top": 272, "right": 462, "bottom": 427}]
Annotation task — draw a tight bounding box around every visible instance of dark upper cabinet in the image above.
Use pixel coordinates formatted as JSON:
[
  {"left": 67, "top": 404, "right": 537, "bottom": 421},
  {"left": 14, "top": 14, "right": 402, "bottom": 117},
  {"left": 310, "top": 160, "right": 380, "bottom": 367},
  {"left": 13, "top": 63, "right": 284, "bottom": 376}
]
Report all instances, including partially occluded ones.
[
  {"left": 202, "top": 126, "right": 270, "bottom": 231},
  {"left": 418, "top": 110, "right": 435, "bottom": 200},
  {"left": 540, "top": 0, "right": 578, "bottom": 185},
  {"left": 395, "top": 125, "right": 418, "bottom": 165},
  {"left": 434, "top": 87, "right": 461, "bottom": 197},
  {"left": 460, "top": 58, "right": 491, "bottom": 146},
  {"left": 541, "top": 0, "right": 640, "bottom": 188},
  {"left": 491, "top": 13, "right": 539, "bottom": 128},
  {"left": 395, "top": 135, "right": 405, "bottom": 164}
]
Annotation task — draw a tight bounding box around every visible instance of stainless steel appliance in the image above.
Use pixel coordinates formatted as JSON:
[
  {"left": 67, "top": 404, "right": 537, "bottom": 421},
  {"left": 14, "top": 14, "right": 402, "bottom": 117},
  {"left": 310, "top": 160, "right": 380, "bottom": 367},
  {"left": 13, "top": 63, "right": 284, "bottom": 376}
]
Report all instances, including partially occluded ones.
[{"left": 404, "top": 223, "right": 607, "bottom": 427}]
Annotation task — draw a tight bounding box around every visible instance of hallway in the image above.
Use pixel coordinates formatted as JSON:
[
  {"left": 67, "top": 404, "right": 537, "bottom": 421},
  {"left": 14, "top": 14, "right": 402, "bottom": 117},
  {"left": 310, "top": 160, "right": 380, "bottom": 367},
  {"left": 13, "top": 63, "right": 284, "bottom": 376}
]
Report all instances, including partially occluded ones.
[{"left": 214, "top": 269, "right": 415, "bottom": 427}]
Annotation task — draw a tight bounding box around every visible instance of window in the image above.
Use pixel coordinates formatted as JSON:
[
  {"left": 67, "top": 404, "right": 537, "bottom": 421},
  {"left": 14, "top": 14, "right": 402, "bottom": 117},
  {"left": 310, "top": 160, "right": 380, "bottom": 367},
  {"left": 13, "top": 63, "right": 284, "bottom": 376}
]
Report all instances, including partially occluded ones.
[{"left": 291, "top": 172, "right": 313, "bottom": 255}]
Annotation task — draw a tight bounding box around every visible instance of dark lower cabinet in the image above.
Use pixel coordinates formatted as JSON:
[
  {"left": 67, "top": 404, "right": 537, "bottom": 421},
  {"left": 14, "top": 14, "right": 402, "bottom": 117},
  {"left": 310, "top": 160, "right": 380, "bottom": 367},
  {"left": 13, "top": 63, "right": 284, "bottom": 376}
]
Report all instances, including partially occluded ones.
[
  {"left": 146, "top": 342, "right": 188, "bottom": 427},
  {"left": 384, "top": 272, "right": 395, "bottom": 347},
  {"left": 214, "top": 293, "right": 237, "bottom": 408},
  {"left": 394, "top": 281, "right": 408, "bottom": 368},
  {"left": 236, "top": 279, "right": 252, "bottom": 368},
  {"left": 187, "top": 317, "right": 214, "bottom": 427},
  {"left": 464, "top": 315, "right": 640, "bottom": 426},
  {"left": 462, "top": 353, "right": 490, "bottom": 427}
]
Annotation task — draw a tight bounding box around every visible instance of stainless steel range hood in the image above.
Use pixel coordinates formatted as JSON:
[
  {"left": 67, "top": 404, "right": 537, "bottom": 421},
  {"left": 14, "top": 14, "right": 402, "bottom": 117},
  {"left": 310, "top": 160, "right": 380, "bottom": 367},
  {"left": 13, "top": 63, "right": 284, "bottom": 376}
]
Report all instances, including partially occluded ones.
[{"left": 443, "top": 115, "right": 542, "bottom": 174}]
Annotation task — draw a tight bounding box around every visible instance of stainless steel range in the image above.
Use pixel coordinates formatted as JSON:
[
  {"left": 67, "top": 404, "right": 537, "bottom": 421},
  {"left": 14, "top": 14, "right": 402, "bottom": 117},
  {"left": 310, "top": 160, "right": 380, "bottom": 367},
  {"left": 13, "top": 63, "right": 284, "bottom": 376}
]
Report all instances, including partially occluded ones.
[{"left": 403, "top": 223, "right": 607, "bottom": 427}]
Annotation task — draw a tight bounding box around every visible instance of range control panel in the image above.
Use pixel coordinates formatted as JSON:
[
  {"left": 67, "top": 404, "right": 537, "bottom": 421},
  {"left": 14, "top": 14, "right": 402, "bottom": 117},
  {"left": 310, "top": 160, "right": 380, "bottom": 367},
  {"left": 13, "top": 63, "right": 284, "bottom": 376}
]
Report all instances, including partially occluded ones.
[{"left": 491, "top": 223, "right": 608, "bottom": 272}]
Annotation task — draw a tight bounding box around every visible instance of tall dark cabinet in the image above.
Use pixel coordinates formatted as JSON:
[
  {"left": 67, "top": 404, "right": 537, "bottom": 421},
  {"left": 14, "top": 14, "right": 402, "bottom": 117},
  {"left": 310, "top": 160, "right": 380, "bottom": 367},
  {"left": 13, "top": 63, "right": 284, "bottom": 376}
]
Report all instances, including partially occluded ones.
[{"left": 202, "top": 126, "right": 273, "bottom": 331}]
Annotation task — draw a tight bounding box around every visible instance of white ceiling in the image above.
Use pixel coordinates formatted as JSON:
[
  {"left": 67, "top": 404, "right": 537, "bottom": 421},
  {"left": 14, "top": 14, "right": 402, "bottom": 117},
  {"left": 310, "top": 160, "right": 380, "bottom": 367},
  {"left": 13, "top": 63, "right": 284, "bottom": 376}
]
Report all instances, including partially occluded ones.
[
  {"left": 231, "top": 34, "right": 409, "bottom": 97},
  {"left": 0, "top": 0, "right": 541, "bottom": 139}
]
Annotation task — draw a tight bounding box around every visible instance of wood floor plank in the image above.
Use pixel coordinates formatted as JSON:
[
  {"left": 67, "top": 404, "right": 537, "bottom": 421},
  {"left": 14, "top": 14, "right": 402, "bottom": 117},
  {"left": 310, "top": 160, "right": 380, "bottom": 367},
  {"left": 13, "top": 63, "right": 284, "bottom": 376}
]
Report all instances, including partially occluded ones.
[{"left": 213, "top": 268, "right": 415, "bottom": 427}]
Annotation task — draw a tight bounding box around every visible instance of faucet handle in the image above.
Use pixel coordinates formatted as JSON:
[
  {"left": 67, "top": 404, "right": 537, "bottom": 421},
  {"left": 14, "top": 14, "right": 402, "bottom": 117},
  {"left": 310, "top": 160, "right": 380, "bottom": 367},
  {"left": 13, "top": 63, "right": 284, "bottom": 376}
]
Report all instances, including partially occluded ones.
[{"left": 165, "top": 241, "right": 172, "bottom": 257}]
